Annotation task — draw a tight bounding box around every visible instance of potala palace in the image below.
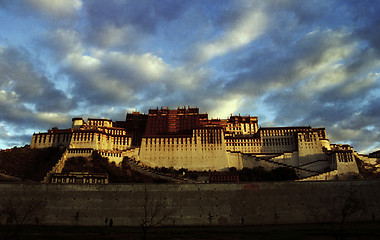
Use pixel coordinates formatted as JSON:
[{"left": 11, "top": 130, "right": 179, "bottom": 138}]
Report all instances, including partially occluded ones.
[{"left": 31, "top": 107, "right": 379, "bottom": 181}]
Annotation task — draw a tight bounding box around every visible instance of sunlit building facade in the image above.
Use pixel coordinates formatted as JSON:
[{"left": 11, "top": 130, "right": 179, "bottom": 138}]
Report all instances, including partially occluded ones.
[{"left": 31, "top": 106, "right": 375, "bottom": 179}]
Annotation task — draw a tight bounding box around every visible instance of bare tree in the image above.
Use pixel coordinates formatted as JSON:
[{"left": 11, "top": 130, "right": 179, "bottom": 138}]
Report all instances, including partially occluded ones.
[
  {"left": 307, "top": 186, "right": 366, "bottom": 240},
  {"left": 140, "top": 188, "right": 176, "bottom": 240},
  {"left": 0, "top": 198, "right": 46, "bottom": 239}
]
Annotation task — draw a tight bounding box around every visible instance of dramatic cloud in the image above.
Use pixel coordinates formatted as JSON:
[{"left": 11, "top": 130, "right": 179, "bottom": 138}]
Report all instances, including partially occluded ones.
[
  {"left": 26, "top": 0, "right": 82, "bottom": 19},
  {"left": 0, "top": 46, "right": 75, "bottom": 113},
  {"left": 83, "top": 0, "right": 188, "bottom": 49},
  {"left": 0, "top": 0, "right": 379, "bottom": 153},
  {"left": 193, "top": 7, "right": 267, "bottom": 63},
  {"left": 0, "top": 0, "right": 82, "bottom": 22},
  {"left": 0, "top": 46, "right": 74, "bottom": 145}
]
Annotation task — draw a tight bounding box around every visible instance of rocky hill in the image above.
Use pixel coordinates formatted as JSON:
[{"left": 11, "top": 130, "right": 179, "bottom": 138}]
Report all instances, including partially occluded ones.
[{"left": 0, "top": 146, "right": 65, "bottom": 182}]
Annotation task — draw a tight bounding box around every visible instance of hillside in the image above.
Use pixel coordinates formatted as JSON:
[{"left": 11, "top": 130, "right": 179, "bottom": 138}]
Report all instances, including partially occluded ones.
[
  {"left": 0, "top": 146, "right": 65, "bottom": 182},
  {"left": 62, "top": 152, "right": 160, "bottom": 183},
  {"left": 1, "top": 146, "right": 378, "bottom": 183}
]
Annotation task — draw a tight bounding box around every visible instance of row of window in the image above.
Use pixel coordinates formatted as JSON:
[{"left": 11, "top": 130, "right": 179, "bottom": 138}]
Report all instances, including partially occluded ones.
[
  {"left": 34, "top": 133, "right": 130, "bottom": 146},
  {"left": 73, "top": 133, "right": 95, "bottom": 141},
  {"left": 226, "top": 143, "right": 261, "bottom": 146},
  {"left": 144, "top": 146, "right": 223, "bottom": 151},
  {"left": 261, "top": 129, "right": 300, "bottom": 137},
  {"left": 195, "top": 129, "right": 222, "bottom": 134},
  {"left": 226, "top": 138, "right": 261, "bottom": 143},
  {"left": 100, "top": 152, "right": 122, "bottom": 158},
  {"left": 299, "top": 137, "right": 317, "bottom": 142},
  {"left": 35, "top": 134, "right": 71, "bottom": 143},
  {"left": 88, "top": 120, "right": 112, "bottom": 127},
  {"left": 262, "top": 142, "right": 293, "bottom": 146},
  {"left": 337, "top": 152, "right": 354, "bottom": 162},
  {"left": 51, "top": 177, "right": 107, "bottom": 184},
  {"left": 145, "top": 138, "right": 192, "bottom": 144},
  {"left": 68, "top": 149, "right": 92, "bottom": 154},
  {"left": 104, "top": 129, "right": 125, "bottom": 135}
]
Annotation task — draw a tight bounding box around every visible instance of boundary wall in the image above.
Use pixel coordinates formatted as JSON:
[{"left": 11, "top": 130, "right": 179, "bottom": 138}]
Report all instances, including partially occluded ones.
[{"left": 0, "top": 180, "right": 379, "bottom": 226}]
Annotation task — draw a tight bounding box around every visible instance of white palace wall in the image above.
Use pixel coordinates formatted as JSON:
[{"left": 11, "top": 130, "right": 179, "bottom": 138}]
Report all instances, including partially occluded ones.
[
  {"left": 336, "top": 153, "right": 359, "bottom": 175},
  {"left": 69, "top": 132, "right": 131, "bottom": 151},
  {"left": 31, "top": 133, "right": 71, "bottom": 149},
  {"left": 297, "top": 132, "right": 329, "bottom": 171},
  {"left": 225, "top": 137, "right": 262, "bottom": 153},
  {"left": 32, "top": 132, "right": 131, "bottom": 152},
  {"left": 226, "top": 151, "right": 243, "bottom": 170},
  {"left": 139, "top": 128, "right": 229, "bottom": 171},
  {"left": 32, "top": 130, "right": 132, "bottom": 157}
]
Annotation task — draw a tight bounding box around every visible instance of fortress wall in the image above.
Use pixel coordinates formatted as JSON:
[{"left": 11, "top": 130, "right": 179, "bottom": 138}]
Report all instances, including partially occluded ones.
[
  {"left": 298, "top": 133, "right": 327, "bottom": 166},
  {"left": 139, "top": 129, "right": 229, "bottom": 171},
  {"left": 226, "top": 152, "right": 243, "bottom": 170},
  {"left": 337, "top": 159, "right": 359, "bottom": 175},
  {"left": 139, "top": 138, "right": 228, "bottom": 170},
  {"left": 0, "top": 180, "right": 379, "bottom": 226},
  {"left": 139, "top": 137, "right": 194, "bottom": 169}
]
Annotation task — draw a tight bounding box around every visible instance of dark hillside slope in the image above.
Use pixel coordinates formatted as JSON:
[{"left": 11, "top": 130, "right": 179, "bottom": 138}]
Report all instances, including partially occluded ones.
[
  {"left": 0, "top": 146, "right": 65, "bottom": 181},
  {"left": 62, "top": 152, "right": 160, "bottom": 183}
]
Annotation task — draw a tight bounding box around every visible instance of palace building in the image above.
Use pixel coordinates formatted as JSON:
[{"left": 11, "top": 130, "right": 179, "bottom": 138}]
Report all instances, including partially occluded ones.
[{"left": 31, "top": 106, "right": 377, "bottom": 180}]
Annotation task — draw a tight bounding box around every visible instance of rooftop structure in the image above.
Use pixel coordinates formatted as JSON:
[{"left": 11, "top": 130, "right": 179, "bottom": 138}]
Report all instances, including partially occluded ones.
[{"left": 145, "top": 106, "right": 203, "bottom": 136}]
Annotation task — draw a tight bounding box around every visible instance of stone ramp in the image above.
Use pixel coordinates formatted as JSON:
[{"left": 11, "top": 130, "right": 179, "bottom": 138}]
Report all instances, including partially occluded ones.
[
  {"left": 297, "top": 170, "right": 338, "bottom": 181},
  {"left": 42, "top": 149, "right": 70, "bottom": 183},
  {"left": 125, "top": 157, "right": 193, "bottom": 183},
  {"left": 260, "top": 156, "right": 324, "bottom": 178}
]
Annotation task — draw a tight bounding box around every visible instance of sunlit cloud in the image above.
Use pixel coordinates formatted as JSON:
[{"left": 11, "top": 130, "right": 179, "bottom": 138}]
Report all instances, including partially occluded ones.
[
  {"left": 26, "top": 0, "right": 82, "bottom": 19},
  {"left": 36, "top": 112, "right": 71, "bottom": 126},
  {"left": 193, "top": 9, "right": 267, "bottom": 64},
  {"left": 0, "top": 0, "right": 379, "bottom": 153}
]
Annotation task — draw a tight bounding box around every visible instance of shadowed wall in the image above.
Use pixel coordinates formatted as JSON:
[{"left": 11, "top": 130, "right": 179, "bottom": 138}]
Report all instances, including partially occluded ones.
[{"left": 0, "top": 180, "right": 378, "bottom": 226}]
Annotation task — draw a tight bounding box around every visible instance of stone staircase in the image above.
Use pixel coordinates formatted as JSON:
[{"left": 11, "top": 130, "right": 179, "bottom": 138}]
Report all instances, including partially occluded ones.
[
  {"left": 42, "top": 149, "right": 70, "bottom": 183},
  {"left": 297, "top": 170, "right": 339, "bottom": 181},
  {"left": 260, "top": 156, "right": 324, "bottom": 178},
  {"left": 354, "top": 152, "right": 379, "bottom": 168},
  {"left": 354, "top": 152, "right": 380, "bottom": 178},
  {"left": 125, "top": 157, "right": 195, "bottom": 183}
]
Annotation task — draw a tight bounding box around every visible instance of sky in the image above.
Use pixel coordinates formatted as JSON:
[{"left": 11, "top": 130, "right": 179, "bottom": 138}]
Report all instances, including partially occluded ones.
[{"left": 0, "top": 0, "right": 379, "bottom": 154}]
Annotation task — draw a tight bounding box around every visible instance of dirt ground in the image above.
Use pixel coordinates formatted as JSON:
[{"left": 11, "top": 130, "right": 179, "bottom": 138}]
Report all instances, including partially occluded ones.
[{"left": 0, "top": 222, "right": 380, "bottom": 240}]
